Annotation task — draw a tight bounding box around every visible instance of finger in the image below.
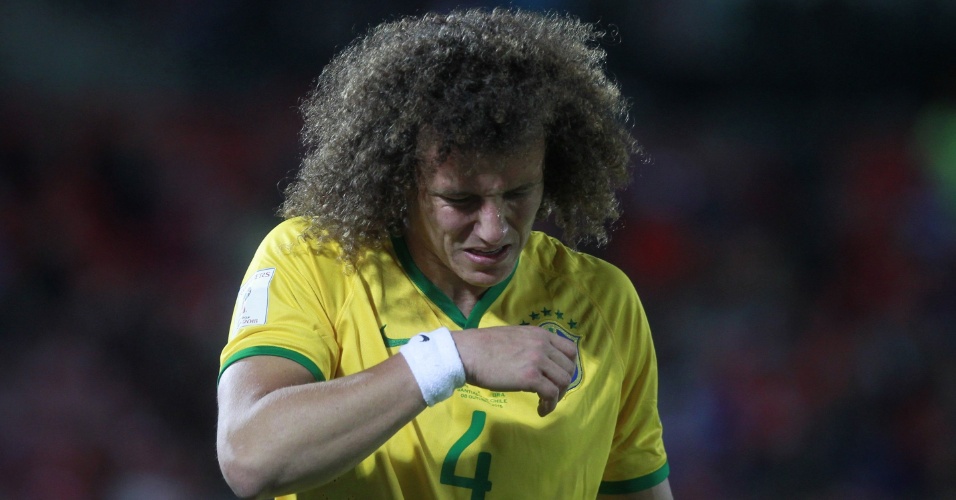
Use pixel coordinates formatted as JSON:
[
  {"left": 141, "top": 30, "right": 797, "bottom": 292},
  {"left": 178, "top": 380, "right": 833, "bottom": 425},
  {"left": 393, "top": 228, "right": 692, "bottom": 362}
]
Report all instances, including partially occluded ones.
[
  {"left": 535, "top": 384, "right": 560, "bottom": 416},
  {"left": 537, "top": 397, "right": 552, "bottom": 417},
  {"left": 533, "top": 363, "right": 571, "bottom": 411},
  {"left": 539, "top": 356, "right": 574, "bottom": 392},
  {"left": 522, "top": 331, "right": 575, "bottom": 377},
  {"left": 541, "top": 356, "right": 573, "bottom": 407},
  {"left": 542, "top": 338, "right": 577, "bottom": 378},
  {"left": 546, "top": 346, "right": 577, "bottom": 377},
  {"left": 536, "top": 374, "right": 570, "bottom": 416},
  {"left": 549, "top": 335, "right": 578, "bottom": 361}
]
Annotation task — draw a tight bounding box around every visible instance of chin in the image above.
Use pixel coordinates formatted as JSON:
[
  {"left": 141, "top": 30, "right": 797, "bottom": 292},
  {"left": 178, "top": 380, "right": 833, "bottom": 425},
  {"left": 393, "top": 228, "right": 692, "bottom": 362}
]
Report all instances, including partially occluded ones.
[
  {"left": 461, "top": 268, "right": 512, "bottom": 288},
  {"left": 451, "top": 252, "right": 517, "bottom": 289}
]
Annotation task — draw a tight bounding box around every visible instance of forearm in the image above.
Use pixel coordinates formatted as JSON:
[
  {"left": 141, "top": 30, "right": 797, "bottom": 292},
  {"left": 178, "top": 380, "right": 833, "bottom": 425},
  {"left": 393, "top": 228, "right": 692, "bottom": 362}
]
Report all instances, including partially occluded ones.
[{"left": 217, "top": 355, "right": 426, "bottom": 498}]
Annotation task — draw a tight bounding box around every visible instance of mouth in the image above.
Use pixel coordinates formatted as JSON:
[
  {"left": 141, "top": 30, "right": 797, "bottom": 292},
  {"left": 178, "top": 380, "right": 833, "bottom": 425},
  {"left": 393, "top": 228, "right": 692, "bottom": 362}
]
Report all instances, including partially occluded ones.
[{"left": 464, "top": 245, "right": 511, "bottom": 261}]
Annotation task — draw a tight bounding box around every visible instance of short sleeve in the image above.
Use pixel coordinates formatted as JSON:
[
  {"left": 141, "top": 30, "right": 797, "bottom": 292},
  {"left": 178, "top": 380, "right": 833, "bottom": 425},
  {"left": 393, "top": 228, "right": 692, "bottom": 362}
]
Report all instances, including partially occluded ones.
[
  {"left": 218, "top": 220, "right": 342, "bottom": 384},
  {"left": 598, "top": 271, "right": 669, "bottom": 493}
]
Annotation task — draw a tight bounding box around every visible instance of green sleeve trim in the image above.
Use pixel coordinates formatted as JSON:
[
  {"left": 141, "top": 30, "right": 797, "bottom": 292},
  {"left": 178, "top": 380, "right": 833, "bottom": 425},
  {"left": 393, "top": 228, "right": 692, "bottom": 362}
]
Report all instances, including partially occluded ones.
[
  {"left": 218, "top": 346, "right": 326, "bottom": 384},
  {"left": 598, "top": 461, "right": 670, "bottom": 494}
]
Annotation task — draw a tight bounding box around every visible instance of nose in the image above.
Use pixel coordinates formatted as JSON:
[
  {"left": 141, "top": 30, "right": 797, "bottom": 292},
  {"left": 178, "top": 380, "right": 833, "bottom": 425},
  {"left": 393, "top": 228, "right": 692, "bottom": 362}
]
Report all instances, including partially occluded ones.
[{"left": 474, "top": 198, "right": 508, "bottom": 244}]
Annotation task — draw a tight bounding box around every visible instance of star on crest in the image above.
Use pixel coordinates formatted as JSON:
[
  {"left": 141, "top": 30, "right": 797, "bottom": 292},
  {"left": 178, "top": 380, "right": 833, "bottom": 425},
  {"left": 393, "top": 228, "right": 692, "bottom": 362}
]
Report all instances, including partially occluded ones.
[
  {"left": 530, "top": 311, "right": 540, "bottom": 320},
  {"left": 542, "top": 307, "right": 552, "bottom": 317}
]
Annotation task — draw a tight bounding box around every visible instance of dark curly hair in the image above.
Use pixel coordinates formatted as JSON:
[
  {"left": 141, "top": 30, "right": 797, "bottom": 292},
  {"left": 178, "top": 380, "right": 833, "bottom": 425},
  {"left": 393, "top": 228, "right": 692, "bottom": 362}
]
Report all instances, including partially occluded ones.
[{"left": 281, "top": 8, "right": 638, "bottom": 262}]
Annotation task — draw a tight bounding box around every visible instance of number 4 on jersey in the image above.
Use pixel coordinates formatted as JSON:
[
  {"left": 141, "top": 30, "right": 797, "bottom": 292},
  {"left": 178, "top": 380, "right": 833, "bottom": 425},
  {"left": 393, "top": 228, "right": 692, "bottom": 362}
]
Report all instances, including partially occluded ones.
[{"left": 441, "top": 410, "right": 492, "bottom": 499}]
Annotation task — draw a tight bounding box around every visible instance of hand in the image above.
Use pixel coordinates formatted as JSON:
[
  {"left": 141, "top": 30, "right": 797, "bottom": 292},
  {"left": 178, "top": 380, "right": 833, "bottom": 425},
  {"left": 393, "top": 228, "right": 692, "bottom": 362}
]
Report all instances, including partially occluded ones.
[{"left": 451, "top": 326, "right": 577, "bottom": 416}]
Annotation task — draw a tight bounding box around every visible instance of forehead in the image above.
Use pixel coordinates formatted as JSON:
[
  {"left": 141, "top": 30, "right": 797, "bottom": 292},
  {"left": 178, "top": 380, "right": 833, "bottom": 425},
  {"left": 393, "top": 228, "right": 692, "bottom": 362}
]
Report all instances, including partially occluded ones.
[{"left": 418, "top": 138, "right": 546, "bottom": 189}]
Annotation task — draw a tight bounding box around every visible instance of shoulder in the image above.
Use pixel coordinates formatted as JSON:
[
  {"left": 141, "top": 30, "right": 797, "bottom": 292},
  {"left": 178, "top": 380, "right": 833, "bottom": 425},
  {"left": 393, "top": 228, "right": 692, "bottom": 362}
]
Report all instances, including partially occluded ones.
[
  {"left": 249, "top": 218, "right": 357, "bottom": 272},
  {"left": 238, "top": 219, "right": 353, "bottom": 298},
  {"left": 522, "top": 231, "right": 634, "bottom": 292},
  {"left": 255, "top": 218, "right": 339, "bottom": 257},
  {"left": 521, "top": 232, "right": 644, "bottom": 338},
  {"left": 251, "top": 218, "right": 397, "bottom": 284}
]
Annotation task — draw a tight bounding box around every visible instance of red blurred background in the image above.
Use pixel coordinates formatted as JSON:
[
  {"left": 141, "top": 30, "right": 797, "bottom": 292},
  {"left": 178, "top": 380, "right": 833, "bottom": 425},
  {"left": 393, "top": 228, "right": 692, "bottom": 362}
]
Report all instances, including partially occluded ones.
[{"left": 1, "top": 1, "right": 954, "bottom": 498}]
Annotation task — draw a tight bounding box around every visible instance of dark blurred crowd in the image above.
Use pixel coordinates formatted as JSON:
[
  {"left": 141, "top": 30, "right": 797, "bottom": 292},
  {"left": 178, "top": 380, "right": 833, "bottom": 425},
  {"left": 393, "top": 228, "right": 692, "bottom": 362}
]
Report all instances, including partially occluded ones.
[{"left": 1, "top": 1, "right": 954, "bottom": 498}]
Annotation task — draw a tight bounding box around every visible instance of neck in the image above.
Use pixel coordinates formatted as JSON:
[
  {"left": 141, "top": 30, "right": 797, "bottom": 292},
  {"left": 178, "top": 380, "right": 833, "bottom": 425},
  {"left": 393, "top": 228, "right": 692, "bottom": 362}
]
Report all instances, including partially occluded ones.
[
  {"left": 412, "top": 254, "right": 488, "bottom": 318},
  {"left": 399, "top": 235, "right": 489, "bottom": 319},
  {"left": 445, "top": 288, "right": 483, "bottom": 319}
]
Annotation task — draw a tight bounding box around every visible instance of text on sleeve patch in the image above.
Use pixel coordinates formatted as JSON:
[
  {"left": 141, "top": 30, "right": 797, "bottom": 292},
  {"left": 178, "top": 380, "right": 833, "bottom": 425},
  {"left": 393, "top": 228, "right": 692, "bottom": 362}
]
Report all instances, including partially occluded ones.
[{"left": 234, "top": 268, "right": 276, "bottom": 332}]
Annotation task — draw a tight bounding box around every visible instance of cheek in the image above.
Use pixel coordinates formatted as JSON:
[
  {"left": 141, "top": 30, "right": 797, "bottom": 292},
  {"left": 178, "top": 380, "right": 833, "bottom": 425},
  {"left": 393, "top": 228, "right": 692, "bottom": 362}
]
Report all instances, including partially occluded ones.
[
  {"left": 512, "top": 198, "right": 543, "bottom": 230},
  {"left": 432, "top": 207, "right": 473, "bottom": 240}
]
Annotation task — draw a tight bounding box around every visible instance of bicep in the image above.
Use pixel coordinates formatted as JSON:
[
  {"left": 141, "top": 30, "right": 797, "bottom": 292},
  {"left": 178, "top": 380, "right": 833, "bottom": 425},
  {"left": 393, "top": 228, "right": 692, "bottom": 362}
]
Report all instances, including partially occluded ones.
[{"left": 217, "top": 355, "right": 316, "bottom": 428}]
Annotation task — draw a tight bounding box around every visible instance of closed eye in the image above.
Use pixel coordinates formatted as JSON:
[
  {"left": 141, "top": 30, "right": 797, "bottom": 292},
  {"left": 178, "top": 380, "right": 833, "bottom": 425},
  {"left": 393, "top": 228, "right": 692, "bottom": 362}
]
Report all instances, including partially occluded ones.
[
  {"left": 504, "top": 181, "right": 542, "bottom": 200},
  {"left": 439, "top": 195, "right": 478, "bottom": 206},
  {"left": 504, "top": 188, "right": 532, "bottom": 200}
]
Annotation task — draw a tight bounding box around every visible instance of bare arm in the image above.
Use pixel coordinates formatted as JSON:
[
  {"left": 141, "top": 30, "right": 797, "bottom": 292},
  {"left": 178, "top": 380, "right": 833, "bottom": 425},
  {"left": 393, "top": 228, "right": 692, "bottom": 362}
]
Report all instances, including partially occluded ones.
[
  {"left": 597, "top": 478, "right": 673, "bottom": 500},
  {"left": 217, "top": 353, "right": 425, "bottom": 499},
  {"left": 216, "top": 325, "right": 577, "bottom": 499}
]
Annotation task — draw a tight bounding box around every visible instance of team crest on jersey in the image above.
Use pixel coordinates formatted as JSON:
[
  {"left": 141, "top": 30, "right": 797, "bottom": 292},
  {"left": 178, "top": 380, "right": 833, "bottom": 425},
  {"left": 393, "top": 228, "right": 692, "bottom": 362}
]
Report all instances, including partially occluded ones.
[{"left": 521, "top": 308, "right": 583, "bottom": 391}]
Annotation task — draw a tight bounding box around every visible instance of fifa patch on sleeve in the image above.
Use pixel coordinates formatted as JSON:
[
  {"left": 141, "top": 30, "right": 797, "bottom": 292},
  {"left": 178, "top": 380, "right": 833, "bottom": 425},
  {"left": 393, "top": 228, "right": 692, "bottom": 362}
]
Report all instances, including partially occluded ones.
[{"left": 234, "top": 268, "right": 276, "bottom": 332}]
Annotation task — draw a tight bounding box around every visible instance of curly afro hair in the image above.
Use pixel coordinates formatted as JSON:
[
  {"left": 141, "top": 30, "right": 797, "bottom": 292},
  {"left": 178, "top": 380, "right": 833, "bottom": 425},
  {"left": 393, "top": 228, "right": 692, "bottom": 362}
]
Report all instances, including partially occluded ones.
[{"left": 281, "top": 8, "right": 639, "bottom": 262}]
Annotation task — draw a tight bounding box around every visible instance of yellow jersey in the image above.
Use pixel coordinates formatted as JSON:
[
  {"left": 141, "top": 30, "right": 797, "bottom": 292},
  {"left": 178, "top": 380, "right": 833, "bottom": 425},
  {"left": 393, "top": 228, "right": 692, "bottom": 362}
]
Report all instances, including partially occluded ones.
[{"left": 220, "top": 218, "right": 668, "bottom": 499}]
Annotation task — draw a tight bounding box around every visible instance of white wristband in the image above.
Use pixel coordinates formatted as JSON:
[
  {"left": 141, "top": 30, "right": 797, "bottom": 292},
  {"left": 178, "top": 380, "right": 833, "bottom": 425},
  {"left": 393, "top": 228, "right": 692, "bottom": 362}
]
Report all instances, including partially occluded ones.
[{"left": 399, "top": 327, "right": 466, "bottom": 406}]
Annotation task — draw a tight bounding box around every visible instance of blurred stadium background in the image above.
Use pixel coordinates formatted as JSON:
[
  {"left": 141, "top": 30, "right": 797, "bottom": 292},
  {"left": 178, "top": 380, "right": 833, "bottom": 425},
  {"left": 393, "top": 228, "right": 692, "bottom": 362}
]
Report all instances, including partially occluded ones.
[{"left": 1, "top": 0, "right": 954, "bottom": 498}]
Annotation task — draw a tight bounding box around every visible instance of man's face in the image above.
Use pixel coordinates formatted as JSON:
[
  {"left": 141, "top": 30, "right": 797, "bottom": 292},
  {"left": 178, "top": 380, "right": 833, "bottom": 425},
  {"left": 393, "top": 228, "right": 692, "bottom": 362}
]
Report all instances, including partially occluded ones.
[{"left": 404, "top": 139, "right": 545, "bottom": 300}]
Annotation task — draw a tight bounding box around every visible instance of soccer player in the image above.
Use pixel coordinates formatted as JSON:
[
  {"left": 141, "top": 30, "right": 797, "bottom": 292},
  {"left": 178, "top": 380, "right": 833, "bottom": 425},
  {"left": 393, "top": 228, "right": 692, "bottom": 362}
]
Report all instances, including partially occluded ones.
[{"left": 217, "top": 8, "right": 672, "bottom": 499}]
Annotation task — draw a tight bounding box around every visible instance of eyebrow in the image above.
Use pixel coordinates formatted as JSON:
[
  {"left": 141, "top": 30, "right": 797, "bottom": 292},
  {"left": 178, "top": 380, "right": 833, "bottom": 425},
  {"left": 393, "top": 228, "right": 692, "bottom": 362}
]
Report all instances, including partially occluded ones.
[{"left": 429, "top": 180, "right": 543, "bottom": 197}]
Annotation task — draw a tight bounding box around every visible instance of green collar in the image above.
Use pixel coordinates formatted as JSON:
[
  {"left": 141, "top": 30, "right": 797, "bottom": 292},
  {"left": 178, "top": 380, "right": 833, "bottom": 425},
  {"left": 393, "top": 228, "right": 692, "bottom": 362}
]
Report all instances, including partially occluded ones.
[{"left": 391, "top": 237, "right": 517, "bottom": 329}]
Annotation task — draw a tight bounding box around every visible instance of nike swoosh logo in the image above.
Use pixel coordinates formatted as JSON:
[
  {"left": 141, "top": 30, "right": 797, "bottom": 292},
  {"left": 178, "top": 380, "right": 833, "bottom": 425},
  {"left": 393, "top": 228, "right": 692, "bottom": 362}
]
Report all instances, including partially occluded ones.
[{"left": 379, "top": 324, "right": 411, "bottom": 348}]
